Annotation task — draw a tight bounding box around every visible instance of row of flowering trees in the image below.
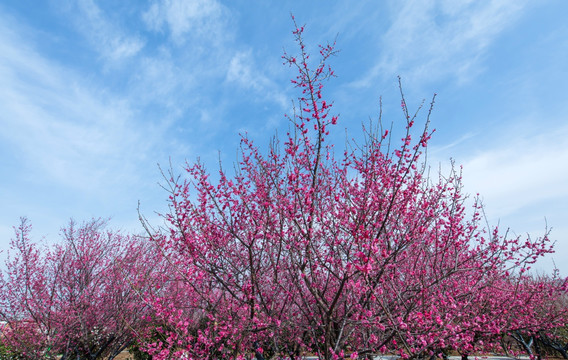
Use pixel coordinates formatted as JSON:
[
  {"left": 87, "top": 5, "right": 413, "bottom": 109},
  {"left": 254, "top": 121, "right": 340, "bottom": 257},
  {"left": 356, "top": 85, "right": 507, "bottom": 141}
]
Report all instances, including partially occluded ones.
[{"left": 1, "top": 21, "right": 567, "bottom": 360}]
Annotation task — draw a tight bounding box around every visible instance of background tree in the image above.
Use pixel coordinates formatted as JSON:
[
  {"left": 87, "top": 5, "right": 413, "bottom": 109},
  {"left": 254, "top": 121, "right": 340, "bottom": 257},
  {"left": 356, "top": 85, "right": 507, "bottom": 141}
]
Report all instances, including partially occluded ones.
[{"left": 0, "top": 218, "right": 152, "bottom": 360}]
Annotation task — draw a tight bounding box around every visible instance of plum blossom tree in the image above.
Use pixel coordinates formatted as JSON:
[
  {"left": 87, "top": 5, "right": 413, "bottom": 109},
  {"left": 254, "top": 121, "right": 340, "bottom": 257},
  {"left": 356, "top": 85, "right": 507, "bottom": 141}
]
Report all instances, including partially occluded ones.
[
  {"left": 141, "top": 19, "right": 567, "bottom": 360},
  {"left": 0, "top": 218, "right": 152, "bottom": 360}
]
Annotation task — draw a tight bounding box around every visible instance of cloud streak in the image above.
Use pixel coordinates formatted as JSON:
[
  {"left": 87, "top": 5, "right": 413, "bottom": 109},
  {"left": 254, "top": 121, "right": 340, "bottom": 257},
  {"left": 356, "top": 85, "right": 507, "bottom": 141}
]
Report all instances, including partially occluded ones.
[
  {"left": 69, "top": 0, "right": 145, "bottom": 62},
  {"left": 143, "top": 0, "right": 231, "bottom": 45},
  {"left": 0, "top": 11, "right": 151, "bottom": 193},
  {"left": 460, "top": 125, "right": 568, "bottom": 219},
  {"left": 226, "top": 50, "right": 288, "bottom": 109},
  {"left": 353, "top": 0, "right": 529, "bottom": 89}
]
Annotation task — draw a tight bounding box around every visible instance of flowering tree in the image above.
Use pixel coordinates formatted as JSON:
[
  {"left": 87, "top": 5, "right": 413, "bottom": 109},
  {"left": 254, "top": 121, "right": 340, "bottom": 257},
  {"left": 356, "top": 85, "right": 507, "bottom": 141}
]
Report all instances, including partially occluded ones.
[
  {"left": 142, "top": 19, "right": 566, "bottom": 360},
  {"left": 0, "top": 218, "right": 152, "bottom": 360}
]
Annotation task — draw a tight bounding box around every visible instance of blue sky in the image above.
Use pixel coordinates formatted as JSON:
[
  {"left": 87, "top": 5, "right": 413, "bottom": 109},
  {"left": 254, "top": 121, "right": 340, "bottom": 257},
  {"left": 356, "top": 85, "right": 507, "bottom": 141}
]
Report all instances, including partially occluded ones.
[{"left": 1, "top": 0, "right": 567, "bottom": 275}]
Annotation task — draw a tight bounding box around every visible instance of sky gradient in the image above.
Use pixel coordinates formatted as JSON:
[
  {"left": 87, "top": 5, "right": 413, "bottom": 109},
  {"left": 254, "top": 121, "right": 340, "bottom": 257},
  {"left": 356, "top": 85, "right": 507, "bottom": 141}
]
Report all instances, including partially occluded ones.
[{"left": 1, "top": 0, "right": 567, "bottom": 275}]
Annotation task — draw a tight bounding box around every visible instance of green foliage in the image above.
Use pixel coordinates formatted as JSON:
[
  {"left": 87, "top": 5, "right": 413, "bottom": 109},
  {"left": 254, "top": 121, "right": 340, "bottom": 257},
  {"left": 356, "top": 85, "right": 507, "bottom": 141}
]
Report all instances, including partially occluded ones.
[{"left": 0, "top": 340, "right": 22, "bottom": 360}]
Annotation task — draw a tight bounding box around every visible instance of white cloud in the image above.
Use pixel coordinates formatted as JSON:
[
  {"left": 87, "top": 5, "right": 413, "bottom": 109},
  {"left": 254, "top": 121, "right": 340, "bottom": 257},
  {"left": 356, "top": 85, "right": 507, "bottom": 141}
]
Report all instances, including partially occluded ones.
[
  {"left": 143, "top": 0, "right": 230, "bottom": 45},
  {"left": 133, "top": 53, "right": 191, "bottom": 110},
  {"left": 72, "top": 0, "right": 145, "bottom": 62},
  {"left": 459, "top": 126, "right": 568, "bottom": 218},
  {"left": 0, "top": 13, "right": 151, "bottom": 193},
  {"left": 226, "top": 51, "right": 288, "bottom": 108},
  {"left": 353, "top": 0, "right": 529, "bottom": 88},
  {"left": 428, "top": 122, "right": 568, "bottom": 275},
  {"left": 227, "top": 51, "right": 264, "bottom": 90},
  {"left": 0, "top": 10, "right": 174, "bottom": 251}
]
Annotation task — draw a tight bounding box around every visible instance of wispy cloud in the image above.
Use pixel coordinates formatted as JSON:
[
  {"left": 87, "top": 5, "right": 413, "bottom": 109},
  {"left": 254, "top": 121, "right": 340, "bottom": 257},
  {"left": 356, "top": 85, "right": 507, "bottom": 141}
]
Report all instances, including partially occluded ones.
[
  {"left": 460, "top": 124, "right": 568, "bottom": 274},
  {"left": 353, "top": 0, "right": 529, "bottom": 88},
  {"left": 67, "top": 0, "right": 145, "bottom": 62},
  {"left": 131, "top": 52, "right": 192, "bottom": 111},
  {"left": 226, "top": 50, "right": 288, "bottom": 109},
  {"left": 138, "top": 0, "right": 289, "bottom": 139},
  {"left": 143, "top": 0, "right": 231, "bottom": 45},
  {"left": 58, "top": 0, "right": 244, "bottom": 145},
  {"left": 460, "top": 125, "right": 568, "bottom": 218},
  {"left": 0, "top": 12, "right": 151, "bottom": 193},
  {"left": 0, "top": 8, "right": 173, "bottom": 248}
]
